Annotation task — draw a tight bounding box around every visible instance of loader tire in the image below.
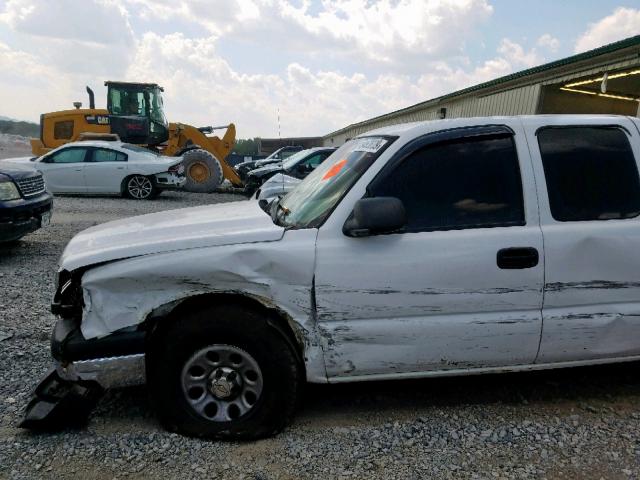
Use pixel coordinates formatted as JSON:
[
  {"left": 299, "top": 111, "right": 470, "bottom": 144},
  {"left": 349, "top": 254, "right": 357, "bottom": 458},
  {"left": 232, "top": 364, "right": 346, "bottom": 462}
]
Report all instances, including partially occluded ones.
[{"left": 182, "top": 149, "right": 224, "bottom": 193}]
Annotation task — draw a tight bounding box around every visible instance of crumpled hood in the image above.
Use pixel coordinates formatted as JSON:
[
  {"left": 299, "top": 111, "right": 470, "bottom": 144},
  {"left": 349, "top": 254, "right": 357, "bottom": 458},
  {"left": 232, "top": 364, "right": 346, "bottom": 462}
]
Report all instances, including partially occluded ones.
[
  {"left": 60, "top": 200, "right": 284, "bottom": 271},
  {"left": 249, "top": 163, "right": 283, "bottom": 178},
  {"left": 257, "top": 173, "right": 302, "bottom": 200}
]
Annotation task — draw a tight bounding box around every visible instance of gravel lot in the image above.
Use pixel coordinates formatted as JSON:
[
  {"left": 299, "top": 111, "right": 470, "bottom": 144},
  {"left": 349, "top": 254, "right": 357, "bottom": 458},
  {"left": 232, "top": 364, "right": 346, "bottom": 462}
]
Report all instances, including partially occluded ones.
[{"left": 1, "top": 192, "right": 640, "bottom": 479}]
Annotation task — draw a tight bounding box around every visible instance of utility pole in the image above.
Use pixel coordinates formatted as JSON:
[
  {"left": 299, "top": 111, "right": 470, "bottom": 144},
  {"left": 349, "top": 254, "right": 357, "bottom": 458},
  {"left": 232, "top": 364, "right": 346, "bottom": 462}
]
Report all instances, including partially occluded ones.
[{"left": 277, "top": 107, "right": 281, "bottom": 139}]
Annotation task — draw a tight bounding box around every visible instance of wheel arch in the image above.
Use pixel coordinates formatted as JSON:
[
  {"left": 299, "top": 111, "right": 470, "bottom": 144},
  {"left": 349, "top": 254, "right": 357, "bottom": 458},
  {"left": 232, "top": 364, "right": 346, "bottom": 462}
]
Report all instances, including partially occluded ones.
[
  {"left": 175, "top": 145, "right": 200, "bottom": 157},
  {"left": 143, "top": 292, "right": 307, "bottom": 379}
]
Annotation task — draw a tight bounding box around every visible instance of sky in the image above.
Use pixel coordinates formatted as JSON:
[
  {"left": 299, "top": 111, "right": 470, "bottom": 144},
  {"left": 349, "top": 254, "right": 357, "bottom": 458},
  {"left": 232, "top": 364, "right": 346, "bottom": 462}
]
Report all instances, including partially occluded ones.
[{"left": 0, "top": 0, "right": 639, "bottom": 138}]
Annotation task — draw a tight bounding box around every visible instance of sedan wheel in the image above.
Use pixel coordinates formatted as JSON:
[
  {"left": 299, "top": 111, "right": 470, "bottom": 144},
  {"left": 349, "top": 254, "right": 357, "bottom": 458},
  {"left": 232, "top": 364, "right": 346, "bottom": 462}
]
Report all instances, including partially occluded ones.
[{"left": 126, "top": 175, "right": 154, "bottom": 200}]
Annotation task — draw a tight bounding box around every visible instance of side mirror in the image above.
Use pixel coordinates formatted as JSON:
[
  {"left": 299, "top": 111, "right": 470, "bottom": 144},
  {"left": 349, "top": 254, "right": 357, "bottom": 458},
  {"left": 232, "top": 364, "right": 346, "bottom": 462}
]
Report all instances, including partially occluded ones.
[{"left": 343, "top": 197, "right": 407, "bottom": 237}]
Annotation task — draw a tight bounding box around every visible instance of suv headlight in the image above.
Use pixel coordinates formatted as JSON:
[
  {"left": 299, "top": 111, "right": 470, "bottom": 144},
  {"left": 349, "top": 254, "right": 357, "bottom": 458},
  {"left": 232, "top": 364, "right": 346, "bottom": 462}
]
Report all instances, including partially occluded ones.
[{"left": 0, "top": 181, "right": 20, "bottom": 200}]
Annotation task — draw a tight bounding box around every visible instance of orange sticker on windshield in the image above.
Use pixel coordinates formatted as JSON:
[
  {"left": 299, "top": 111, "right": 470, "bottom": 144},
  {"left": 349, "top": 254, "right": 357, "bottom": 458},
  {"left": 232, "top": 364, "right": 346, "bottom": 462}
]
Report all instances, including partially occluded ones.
[{"left": 322, "top": 158, "right": 347, "bottom": 180}]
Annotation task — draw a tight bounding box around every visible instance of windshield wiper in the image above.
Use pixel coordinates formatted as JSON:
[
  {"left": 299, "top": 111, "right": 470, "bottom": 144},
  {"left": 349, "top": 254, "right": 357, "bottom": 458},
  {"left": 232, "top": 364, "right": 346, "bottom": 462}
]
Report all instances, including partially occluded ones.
[
  {"left": 270, "top": 197, "right": 290, "bottom": 226},
  {"left": 277, "top": 202, "right": 290, "bottom": 216}
]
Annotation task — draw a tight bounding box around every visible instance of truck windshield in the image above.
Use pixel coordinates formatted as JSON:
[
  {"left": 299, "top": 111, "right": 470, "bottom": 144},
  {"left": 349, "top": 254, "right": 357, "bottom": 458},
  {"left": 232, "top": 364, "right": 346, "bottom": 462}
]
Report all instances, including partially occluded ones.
[{"left": 273, "top": 136, "right": 394, "bottom": 229}]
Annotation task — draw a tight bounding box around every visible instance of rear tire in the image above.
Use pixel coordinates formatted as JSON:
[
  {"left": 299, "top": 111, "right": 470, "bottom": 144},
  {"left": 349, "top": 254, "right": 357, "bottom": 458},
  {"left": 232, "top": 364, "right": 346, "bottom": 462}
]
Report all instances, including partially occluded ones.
[
  {"left": 124, "top": 175, "right": 156, "bottom": 200},
  {"left": 147, "top": 304, "right": 301, "bottom": 440},
  {"left": 182, "top": 149, "right": 224, "bottom": 193}
]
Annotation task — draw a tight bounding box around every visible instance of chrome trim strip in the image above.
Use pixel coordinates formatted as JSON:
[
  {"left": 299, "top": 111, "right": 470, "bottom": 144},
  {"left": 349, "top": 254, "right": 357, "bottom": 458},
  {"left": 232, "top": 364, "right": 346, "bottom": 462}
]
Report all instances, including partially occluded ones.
[{"left": 56, "top": 353, "right": 146, "bottom": 389}]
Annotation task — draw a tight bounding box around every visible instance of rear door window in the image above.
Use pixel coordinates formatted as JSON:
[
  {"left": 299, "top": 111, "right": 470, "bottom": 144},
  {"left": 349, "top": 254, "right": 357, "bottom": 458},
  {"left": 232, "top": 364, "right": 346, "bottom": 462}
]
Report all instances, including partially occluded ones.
[
  {"left": 93, "top": 149, "right": 127, "bottom": 162},
  {"left": 537, "top": 127, "right": 640, "bottom": 221}
]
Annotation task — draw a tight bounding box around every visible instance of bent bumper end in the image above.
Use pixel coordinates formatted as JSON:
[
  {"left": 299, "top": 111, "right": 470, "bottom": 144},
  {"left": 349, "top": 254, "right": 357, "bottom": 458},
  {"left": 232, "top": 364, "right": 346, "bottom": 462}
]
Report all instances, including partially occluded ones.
[
  {"left": 19, "top": 368, "right": 103, "bottom": 431},
  {"left": 20, "top": 355, "right": 146, "bottom": 431}
]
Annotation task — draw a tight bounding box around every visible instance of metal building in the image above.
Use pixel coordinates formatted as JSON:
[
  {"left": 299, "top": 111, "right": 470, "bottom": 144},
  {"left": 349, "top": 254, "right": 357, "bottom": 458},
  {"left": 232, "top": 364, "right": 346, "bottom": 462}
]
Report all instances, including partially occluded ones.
[{"left": 323, "top": 35, "right": 640, "bottom": 146}]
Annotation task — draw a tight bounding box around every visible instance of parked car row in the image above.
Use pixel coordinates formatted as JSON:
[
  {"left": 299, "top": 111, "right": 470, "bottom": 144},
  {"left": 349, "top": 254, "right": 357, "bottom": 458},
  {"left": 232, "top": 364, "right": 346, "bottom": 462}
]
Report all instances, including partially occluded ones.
[
  {"left": 234, "top": 145, "right": 304, "bottom": 180},
  {"left": 22, "top": 115, "right": 640, "bottom": 442},
  {"left": 0, "top": 139, "right": 331, "bottom": 243},
  {"left": 243, "top": 147, "right": 336, "bottom": 196}
]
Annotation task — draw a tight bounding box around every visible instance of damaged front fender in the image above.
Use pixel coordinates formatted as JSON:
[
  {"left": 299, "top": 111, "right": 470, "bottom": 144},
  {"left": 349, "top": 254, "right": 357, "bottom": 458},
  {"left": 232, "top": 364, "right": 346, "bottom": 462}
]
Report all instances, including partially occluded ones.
[{"left": 76, "top": 228, "right": 328, "bottom": 382}]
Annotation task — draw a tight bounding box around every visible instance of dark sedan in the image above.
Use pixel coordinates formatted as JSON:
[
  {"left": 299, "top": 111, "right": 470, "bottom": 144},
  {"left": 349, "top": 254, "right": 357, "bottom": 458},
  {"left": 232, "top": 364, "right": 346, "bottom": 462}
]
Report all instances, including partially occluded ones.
[
  {"left": 0, "top": 164, "right": 53, "bottom": 243},
  {"left": 244, "top": 147, "right": 336, "bottom": 194}
]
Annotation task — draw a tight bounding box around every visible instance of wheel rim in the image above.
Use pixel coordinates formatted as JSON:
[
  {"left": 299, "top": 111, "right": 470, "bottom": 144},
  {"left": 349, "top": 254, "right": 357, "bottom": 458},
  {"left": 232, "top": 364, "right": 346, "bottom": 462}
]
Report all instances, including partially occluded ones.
[
  {"left": 128, "top": 176, "right": 153, "bottom": 199},
  {"left": 188, "top": 161, "right": 211, "bottom": 183},
  {"left": 181, "top": 344, "right": 263, "bottom": 422}
]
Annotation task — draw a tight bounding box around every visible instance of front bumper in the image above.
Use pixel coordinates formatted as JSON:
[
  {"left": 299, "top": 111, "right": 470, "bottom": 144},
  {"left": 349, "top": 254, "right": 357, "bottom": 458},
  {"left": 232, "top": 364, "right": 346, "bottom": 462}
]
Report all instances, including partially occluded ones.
[
  {"left": 21, "top": 302, "right": 146, "bottom": 430},
  {"left": 154, "top": 172, "right": 187, "bottom": 190},
  {"left": 51, "top": 317, "right": 147, "bottom": 389},
  {"left": 0, "top": 194, "right": 53, "bottom": 242}
]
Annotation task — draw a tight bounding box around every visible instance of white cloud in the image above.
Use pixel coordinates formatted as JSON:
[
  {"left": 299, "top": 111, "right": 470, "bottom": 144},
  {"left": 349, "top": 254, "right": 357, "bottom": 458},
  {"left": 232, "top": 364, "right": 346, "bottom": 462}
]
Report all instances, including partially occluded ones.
[
  {"left": 122, "top": 33, "right": 542, "bottom": 137},
  {"left": 575, "top": 7, "right": 640, "bottom": 53},
  {"left": 497, "top": 38, "right": 542, "bottom": 68},
  {"left": 0, "top": 0, "right": 551, "bottom": 137},
  {"left": 1, "top": 0, "right": 133, "bottom": 45},
  {"left": 125, "top": 0, "right": 494, "bottom": 72},
  {"left": 0, "top": 0, "right": 135, "bottom": 76},
  {"left": 276, "top": 0, "right": 494, "bottom": 62},
  {"left": 537, "top": 33, "right": 559, "bottom": 52},
  {"left": 0, "top": 41, "right": 79, "bottom": 121}
]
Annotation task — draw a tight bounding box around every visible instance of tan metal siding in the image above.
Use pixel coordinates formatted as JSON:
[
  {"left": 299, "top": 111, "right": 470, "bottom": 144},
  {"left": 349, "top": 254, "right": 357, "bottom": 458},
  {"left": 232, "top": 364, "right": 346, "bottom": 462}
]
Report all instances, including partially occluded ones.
[{"left": 322, "top": 56, "right": 639, "bottom": 146}]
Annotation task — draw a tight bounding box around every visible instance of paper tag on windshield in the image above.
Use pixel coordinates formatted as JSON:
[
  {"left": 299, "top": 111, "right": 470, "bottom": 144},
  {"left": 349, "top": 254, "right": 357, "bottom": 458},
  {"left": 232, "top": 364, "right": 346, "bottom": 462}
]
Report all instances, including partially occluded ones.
[{"left": 353, "top": 137, "right": 387, "bottom": 153}]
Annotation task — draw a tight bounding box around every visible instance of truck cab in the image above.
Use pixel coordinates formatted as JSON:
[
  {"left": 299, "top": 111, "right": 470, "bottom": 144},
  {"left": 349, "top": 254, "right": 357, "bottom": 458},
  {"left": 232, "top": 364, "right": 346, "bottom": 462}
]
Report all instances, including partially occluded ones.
[{"left": 24, "top": 115, "right": 640, "bottom": 439}]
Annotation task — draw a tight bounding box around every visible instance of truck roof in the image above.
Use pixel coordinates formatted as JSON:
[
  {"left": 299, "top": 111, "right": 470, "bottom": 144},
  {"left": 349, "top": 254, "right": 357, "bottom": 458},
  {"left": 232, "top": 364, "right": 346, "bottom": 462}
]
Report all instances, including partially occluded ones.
[{"left": 361, "top": 114, "right": 634, "bottom": 139}]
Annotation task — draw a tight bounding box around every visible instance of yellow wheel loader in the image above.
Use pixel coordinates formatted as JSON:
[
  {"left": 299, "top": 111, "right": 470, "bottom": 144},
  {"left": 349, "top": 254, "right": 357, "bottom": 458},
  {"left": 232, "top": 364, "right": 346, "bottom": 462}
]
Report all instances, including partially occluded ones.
[{"left": 30, "top": 82, "right": 242, "bottom": 192}]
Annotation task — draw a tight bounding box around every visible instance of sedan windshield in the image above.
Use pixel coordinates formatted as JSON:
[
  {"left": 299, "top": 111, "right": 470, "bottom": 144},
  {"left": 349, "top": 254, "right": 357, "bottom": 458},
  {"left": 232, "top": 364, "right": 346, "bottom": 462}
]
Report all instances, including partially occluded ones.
[
  {"left": 273, "top": 136, "right": 394, "bottom": 229},
  {"left": 281, "top": 150, "right": 310, "bottom": 171}
]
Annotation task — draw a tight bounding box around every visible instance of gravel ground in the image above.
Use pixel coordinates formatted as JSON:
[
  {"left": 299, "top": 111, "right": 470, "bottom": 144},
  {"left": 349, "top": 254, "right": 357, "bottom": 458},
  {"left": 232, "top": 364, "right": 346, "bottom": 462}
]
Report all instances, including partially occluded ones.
[{"left": 1, "top": 192, "right": 640, "bottom": 480}]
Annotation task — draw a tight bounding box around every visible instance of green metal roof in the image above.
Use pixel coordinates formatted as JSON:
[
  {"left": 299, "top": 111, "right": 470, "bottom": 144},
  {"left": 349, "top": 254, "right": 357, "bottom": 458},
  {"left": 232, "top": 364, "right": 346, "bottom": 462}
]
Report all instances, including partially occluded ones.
[{"left": 326, "top": 34, "right": 640, "bottom": 137}]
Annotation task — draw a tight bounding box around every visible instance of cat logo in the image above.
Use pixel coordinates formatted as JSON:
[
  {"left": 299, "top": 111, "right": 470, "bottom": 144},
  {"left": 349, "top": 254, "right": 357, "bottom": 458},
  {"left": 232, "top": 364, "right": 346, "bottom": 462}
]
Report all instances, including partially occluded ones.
[{"left": 85, "top": 115, "right": 110, "bottom": 125}]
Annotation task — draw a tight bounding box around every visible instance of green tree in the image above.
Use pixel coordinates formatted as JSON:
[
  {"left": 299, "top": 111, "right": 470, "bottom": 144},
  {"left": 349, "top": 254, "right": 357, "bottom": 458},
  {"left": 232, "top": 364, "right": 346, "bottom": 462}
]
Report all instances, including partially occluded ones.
[
  {"left": 0, "top": 120, "right": 39, "bottom": 137},
  {"left": 233, "top": 138, "right": 260, "bottom": 155}
]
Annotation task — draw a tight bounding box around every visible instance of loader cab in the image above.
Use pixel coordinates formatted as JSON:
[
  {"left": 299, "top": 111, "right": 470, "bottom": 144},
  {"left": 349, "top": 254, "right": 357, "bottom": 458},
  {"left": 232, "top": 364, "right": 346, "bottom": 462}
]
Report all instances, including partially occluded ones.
[{"left": 105, "top": 81, "right": 169, "bottom": 146}]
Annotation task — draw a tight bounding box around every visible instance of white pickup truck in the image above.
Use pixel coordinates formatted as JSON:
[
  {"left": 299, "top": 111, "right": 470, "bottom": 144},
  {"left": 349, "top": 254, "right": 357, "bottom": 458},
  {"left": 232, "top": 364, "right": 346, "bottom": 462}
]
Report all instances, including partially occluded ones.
[{"left": 22, "top": 115, "right": 640, "bottom": 439}]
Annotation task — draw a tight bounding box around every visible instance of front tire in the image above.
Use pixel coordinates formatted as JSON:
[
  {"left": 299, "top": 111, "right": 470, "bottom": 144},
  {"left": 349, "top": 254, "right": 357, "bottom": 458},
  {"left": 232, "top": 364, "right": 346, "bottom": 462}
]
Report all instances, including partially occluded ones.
[
  {"left": 147, "top": 304, "right": 301, "bottom": 439},
  {"left": 124, "top": 175, "right": 156, "bottom": 200}
]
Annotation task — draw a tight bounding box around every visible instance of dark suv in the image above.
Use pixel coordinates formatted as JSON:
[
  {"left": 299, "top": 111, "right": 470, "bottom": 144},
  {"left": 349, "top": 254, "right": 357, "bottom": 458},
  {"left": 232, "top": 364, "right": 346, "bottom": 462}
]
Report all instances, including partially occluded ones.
[{"left": 0, "top": 165, "right": 53, "bottom": 243}]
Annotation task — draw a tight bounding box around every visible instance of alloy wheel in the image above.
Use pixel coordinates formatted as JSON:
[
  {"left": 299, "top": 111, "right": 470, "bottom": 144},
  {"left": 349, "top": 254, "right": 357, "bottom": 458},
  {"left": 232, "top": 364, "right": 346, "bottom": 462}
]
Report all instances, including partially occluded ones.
[{"left": 127, "top": 176, "right": 153, "bottom": 199}]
